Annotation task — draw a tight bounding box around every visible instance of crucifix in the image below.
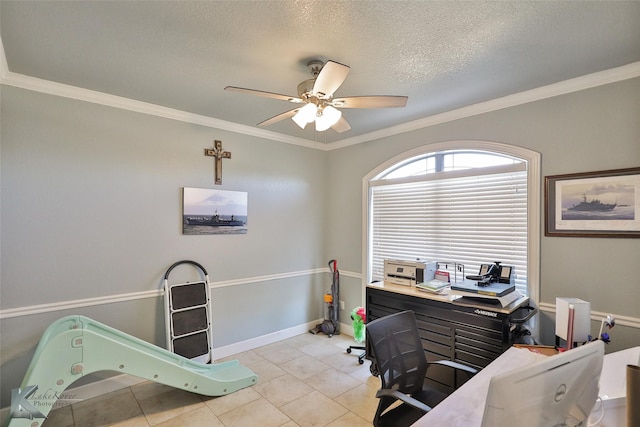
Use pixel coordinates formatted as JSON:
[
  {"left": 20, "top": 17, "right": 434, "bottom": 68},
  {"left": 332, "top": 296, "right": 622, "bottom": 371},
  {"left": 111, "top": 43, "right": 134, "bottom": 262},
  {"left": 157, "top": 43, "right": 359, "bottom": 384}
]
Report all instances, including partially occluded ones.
[{"left": 204, "top": 139, "right": 231, "bottom": 185}]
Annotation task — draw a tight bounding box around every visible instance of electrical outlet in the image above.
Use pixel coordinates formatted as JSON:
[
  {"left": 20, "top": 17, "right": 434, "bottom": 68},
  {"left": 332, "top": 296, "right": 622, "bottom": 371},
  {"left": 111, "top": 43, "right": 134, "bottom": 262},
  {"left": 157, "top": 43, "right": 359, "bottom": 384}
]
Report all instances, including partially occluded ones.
[{"left": 340, "top": 300, "right": 345, "bottom": 310}]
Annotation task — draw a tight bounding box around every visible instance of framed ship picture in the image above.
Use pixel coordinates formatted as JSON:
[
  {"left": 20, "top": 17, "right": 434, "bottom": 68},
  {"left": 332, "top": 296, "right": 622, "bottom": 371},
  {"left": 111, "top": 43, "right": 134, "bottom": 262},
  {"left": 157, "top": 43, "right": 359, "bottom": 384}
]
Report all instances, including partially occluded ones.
[
  {"left": 183, "top": 187, "right": 247, "bottom": 235},
  {"left": 545, "top": 167, "right": 640, "bottom": 237}
]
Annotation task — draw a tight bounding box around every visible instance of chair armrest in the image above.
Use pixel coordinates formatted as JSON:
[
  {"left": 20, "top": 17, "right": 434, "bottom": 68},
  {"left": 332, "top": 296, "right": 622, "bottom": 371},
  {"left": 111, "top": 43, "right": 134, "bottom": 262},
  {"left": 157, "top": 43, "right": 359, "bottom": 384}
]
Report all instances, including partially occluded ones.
[
  {"left": 375, "top": 389, "right": 433, "bottom": 413},
  {"left": 430, "top": 359, "right": 478, "bottom": 376}
]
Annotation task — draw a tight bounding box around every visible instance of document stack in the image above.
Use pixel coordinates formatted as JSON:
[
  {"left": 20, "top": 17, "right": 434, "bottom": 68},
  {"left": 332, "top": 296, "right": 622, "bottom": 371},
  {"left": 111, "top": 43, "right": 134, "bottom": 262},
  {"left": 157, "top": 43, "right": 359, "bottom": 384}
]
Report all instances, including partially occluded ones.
[{"left": 416, "top": 270, "right": 450, "bottom": 294}]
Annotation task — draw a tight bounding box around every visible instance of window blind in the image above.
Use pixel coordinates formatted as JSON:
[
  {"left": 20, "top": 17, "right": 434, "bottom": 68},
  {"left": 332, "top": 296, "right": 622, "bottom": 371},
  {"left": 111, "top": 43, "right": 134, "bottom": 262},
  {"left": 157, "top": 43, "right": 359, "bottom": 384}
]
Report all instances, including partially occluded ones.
[{"left": 370, "top": 165, "right": 528, "bottom": 296}]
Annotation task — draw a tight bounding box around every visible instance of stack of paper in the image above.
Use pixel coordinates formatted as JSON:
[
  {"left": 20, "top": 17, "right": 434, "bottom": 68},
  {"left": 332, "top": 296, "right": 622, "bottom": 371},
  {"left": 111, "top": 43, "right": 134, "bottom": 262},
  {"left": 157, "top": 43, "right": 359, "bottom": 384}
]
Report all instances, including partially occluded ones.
[{"left": 417, "top": 279, "right": 449, "bottom": 294}]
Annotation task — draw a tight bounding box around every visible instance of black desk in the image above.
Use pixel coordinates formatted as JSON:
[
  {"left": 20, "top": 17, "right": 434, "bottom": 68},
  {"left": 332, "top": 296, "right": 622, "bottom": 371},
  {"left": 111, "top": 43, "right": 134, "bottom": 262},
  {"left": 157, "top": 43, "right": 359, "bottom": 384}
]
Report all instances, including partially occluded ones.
[{"left": 366, "top": 282, "right": 531, "bottom": 393}]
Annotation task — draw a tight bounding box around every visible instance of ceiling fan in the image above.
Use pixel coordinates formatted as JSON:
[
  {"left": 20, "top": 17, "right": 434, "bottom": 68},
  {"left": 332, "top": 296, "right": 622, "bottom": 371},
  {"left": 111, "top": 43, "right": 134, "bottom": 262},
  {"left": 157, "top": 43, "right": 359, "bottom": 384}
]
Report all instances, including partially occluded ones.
[{"left": 225, "top": 59, "right": 408, "bottom": 133}]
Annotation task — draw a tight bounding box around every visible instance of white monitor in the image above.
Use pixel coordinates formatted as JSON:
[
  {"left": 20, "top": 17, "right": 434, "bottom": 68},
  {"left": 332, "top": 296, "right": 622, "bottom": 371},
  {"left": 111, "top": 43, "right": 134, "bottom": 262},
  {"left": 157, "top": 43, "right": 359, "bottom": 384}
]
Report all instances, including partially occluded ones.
[{"left": 481, "top": 340, "right": 604, "bottom": 427}]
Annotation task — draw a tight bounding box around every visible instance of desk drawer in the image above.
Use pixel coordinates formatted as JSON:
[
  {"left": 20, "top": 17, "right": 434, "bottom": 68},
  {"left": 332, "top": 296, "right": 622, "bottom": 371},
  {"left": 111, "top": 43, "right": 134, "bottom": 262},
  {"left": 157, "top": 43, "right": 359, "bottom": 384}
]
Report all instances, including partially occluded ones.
[
  {"left": 421, "top": 328, "right": 453, "bottom": 346},
  {"left": 367, "top": 289, "right": 411, "bottom": 312},
  {"left": 367, "top": 305, "right": 397, "bottom": 323},
  {"left": 456, "top": 335, "right": 502, "bottom": 357},
  {"left": 422, "top": 337, "right": 452, "bottom": 359},
  {"left": 455, "top": 344, "right": 500, "bottom": 368},
  {"left": 416, "top": 316, "right": 452, "bottom": 335},
  {"left": 456, "top": 328, "right": 502, "bottom": 351}
]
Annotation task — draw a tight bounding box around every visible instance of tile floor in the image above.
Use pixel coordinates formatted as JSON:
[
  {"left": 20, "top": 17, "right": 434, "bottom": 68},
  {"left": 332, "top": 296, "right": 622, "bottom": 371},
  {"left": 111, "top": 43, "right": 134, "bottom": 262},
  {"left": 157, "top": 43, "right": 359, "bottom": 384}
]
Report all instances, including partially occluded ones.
[{"left": 42, "top": 333, "right": 378, "bottom": 427}]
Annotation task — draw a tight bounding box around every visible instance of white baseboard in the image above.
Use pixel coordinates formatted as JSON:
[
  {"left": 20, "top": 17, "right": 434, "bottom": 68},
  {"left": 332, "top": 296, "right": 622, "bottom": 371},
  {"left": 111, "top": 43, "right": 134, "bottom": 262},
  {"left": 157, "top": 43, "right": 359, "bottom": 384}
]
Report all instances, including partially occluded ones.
[
  {"left": 212, "top": 318, "right": 324, "bottom": 359},
  {"left": 213, "top": 319, "right": 353, "bottom": 359}
]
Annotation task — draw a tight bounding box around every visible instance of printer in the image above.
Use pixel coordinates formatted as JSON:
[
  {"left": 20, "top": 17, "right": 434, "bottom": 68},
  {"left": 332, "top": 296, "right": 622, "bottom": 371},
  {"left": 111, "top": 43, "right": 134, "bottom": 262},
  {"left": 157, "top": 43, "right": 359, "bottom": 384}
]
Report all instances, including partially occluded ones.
[{"left": 384, "top": 259, "right": 436, "bottom": 287}]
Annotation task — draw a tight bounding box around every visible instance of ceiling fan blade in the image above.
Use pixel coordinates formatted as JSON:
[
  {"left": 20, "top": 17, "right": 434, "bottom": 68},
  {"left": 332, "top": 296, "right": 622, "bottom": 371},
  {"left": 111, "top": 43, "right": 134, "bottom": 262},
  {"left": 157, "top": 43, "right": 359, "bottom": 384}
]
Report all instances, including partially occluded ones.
[
  {"left": 312, "top": 60, "right": 350, "bottom": 98},
  {"left": 225, "top": 86, "right": 303, "bottom": 103},
  {"left": 331, "top": 116, "right": 351, "bottom": 133},
  {"left": 332, "top": 95, "right": 408, "bottom": 109},
  {"left": 257, "top": 108, "right": 299, "bottom": 127}
]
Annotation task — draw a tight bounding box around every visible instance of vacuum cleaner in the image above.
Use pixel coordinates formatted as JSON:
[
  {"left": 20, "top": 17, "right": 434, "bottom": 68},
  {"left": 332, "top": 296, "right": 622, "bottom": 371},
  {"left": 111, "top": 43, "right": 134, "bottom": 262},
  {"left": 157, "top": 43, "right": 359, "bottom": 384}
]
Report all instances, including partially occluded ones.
[{"left": 310, "top": 259, "right": 340, "bottom": 337}]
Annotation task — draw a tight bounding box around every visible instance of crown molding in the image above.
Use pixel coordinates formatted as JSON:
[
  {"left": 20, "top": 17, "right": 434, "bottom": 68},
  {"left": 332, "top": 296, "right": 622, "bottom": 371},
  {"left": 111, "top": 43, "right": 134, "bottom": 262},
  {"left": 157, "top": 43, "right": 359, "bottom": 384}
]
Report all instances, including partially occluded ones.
[
  {"left": 330, "top": 61, "right": 640, "bottom": 150},
  {"left": 0, "top": 78, "right": 317, "bottom": 151},
  {"left": 2, "top": 37, "right": 638, "bottom": 152}
]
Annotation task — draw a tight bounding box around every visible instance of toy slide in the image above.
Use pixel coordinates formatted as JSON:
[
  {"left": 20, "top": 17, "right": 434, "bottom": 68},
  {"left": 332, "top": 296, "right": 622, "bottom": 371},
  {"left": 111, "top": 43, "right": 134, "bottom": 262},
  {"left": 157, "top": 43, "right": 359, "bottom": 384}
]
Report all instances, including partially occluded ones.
[{"left": 7, "top": 315, "right": 257, "bottom": 427}]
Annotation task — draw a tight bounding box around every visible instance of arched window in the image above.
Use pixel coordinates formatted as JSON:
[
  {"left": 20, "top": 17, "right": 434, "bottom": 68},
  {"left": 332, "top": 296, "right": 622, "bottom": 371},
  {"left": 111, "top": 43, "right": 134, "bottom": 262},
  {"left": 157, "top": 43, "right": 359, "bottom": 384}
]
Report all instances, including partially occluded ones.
[{"left": 364, "top": 141, "right": 541, "bottom": 302}]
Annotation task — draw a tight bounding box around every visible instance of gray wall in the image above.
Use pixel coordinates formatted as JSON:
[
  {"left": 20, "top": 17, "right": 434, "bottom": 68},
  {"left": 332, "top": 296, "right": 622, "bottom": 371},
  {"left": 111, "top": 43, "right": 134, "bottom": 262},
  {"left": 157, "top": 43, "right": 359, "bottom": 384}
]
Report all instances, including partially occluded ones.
[
  {"left": 0, "top": 86, "right": 328, "bottom": 407},
  {"left": 327, "top": 77, "right": 640, "bottom": 351},
  {"left": 1, "top": 76, "right": 639, "bottom": 409}
]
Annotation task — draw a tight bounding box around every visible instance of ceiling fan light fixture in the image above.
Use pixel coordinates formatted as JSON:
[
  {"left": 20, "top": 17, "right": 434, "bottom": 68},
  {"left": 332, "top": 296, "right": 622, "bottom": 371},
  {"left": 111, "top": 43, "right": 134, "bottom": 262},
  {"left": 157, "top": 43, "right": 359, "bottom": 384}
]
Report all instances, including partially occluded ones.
[
  {"left": 226, "top": 59, "right": 407, "bottom": 134},
  {"left": 292, "top": 103, "right": 318, "bottom": 129},
  {"left": 315, "top": 105, "right": 342, "bottom": 132}
]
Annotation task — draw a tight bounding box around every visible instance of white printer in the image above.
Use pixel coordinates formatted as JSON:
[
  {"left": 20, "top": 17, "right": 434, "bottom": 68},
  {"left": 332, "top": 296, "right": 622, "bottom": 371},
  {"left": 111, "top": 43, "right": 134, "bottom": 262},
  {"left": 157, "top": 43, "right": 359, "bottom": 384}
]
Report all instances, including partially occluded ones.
[{"left": 384, "top": 259, "right": 436, "bottom": 287}]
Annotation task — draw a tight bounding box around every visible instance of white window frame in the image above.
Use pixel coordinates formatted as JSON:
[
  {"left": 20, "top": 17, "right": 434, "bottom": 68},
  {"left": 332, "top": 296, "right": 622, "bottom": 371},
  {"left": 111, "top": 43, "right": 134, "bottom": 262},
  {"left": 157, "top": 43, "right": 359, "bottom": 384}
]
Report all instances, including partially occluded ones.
[{"left": 361, "top": 141, "right": 541, "bottom": 306}]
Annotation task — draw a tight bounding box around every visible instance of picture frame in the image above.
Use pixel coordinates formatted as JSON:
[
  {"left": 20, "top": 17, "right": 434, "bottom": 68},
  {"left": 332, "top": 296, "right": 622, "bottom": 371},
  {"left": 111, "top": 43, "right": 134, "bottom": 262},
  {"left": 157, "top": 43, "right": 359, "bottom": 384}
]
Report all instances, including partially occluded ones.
[
  {"left": 545, "top": 167, "right": 640, "bottom": 237},
  {"left": 182, "top": 187, "right": 248, "bottom": 235}
]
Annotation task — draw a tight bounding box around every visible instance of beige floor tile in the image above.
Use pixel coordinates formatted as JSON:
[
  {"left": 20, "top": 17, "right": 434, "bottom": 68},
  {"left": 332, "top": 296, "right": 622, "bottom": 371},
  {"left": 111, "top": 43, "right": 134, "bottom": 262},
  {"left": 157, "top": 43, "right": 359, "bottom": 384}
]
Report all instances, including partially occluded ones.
[
  {"left": 218, "top": 349, "right": 265, "bottom": 366},
  {"left": 217, "top": 397, "right": 291, "bottom": 427},
  {"left": 254, "top": 342, "right": 306, "bottom": 365},
  {"left": 242, "top": 356, "right": 287, "bottom": 383},
  {"left": 304, "top": 368, "right": 361, "bottom": 398},
  {"left": 280, "top": 390, "right": 348, "bottom": 427},
  {"left": 72, "top": 387, "right": 143, "bottom": 427},
  {"left": 283, "top": 332, "right": 322, "bottom": 348},
  {"left": 153, "top": 406, "right": 224, "bottom": 427},
  {"left": 202, "top": 385, "right": 262, "bottom": 416},
  {"left": 131, "top": 381, "right": 175, "bottom": 402},
  {"left": 326, "top": 334, "right": 357, "bottom": 349},
  {"left": 136, "top": 388, "right": 205, "bottom": 425},
  {"left": 333, "top": 382, "right": 379, "bottom": 423},
  {"left": 108, "top": 415, "right": 151, "bottom": 427},
  {"left": 298, "top": 339, "right": 345, "bottom": 359},
  {"left": 42, "top": 404, "right": 74, "bottom": 427},
  {"left": 347, "top": 360, "right": 379, "bottom": 384},
  {"left": 322, "top": 351, "right": 368, "bottom": 375},
  {"left": 279, "top": 355, "right": 331, "bottom": 380},
  {"left": 254, "top": 373, "right": 314, "bottom": 407},
  {"left": 324, "top": 411, "right": 372, "bottom": 427}
]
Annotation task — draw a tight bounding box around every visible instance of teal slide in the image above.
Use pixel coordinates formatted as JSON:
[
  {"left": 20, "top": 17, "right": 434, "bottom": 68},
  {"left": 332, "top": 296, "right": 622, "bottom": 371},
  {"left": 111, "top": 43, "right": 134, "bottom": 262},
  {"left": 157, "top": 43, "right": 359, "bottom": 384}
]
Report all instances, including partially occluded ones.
[{"left": 7, "top": 315, "right": 257, "bottom": 427}]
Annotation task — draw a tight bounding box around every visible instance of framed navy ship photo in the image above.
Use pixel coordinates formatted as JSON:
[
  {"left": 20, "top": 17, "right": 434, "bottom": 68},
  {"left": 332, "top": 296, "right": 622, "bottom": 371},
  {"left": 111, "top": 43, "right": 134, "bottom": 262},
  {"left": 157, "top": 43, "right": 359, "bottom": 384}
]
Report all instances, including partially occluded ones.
[
  {"left": 183, "top": 187, "right": 248, "bottom": 235},
  {"left": 545, "top": 167, "right": 640, "bottom": 237}
]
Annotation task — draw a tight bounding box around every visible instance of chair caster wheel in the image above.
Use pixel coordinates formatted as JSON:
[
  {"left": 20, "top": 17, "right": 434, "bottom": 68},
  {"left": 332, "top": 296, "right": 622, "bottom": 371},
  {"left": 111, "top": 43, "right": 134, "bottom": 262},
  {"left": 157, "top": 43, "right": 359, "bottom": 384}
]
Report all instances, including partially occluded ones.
[{"left": 370, "top": 364, "right": 379, "bottom": 377}]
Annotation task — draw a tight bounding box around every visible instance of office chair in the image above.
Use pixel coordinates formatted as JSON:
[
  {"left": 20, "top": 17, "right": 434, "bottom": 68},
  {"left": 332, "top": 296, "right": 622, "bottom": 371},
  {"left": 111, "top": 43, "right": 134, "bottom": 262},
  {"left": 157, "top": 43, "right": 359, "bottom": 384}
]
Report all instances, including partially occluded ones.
[
  {"left": 346, "top": 343, "right": 366, "bottom": 364},
  {"left": 366, "top": 310, "right": 477, "bottom": 427}
]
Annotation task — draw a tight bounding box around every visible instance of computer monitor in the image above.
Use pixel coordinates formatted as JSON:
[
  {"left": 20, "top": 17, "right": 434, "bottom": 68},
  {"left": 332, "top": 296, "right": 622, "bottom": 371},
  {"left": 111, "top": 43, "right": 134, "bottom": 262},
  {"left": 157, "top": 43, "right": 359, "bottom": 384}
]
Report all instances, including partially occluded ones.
[{"left": 481, "top": 340, "right": 604, "bottom": 427}]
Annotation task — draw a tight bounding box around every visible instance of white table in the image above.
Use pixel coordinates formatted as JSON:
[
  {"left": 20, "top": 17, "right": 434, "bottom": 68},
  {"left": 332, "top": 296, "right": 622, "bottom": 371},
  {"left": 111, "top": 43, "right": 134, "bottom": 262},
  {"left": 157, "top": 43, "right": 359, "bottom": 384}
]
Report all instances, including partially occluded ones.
[{"left": 412, "top": 346, "right": 640, "bottom": 427}]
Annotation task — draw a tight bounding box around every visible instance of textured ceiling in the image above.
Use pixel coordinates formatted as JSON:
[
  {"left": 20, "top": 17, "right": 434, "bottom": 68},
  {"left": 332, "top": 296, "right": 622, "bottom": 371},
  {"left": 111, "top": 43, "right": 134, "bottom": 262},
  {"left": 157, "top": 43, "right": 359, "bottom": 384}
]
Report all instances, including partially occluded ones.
[{"left": 2, "top": 1, "right": 640, "bottom": 144}]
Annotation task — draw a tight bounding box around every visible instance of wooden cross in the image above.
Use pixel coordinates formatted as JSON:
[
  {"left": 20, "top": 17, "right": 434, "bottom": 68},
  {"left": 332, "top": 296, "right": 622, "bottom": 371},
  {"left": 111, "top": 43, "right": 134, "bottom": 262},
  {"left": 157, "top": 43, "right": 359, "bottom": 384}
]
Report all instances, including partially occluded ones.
[{"left": 204, "top": 139, "right": 231, "bottom": 185}]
